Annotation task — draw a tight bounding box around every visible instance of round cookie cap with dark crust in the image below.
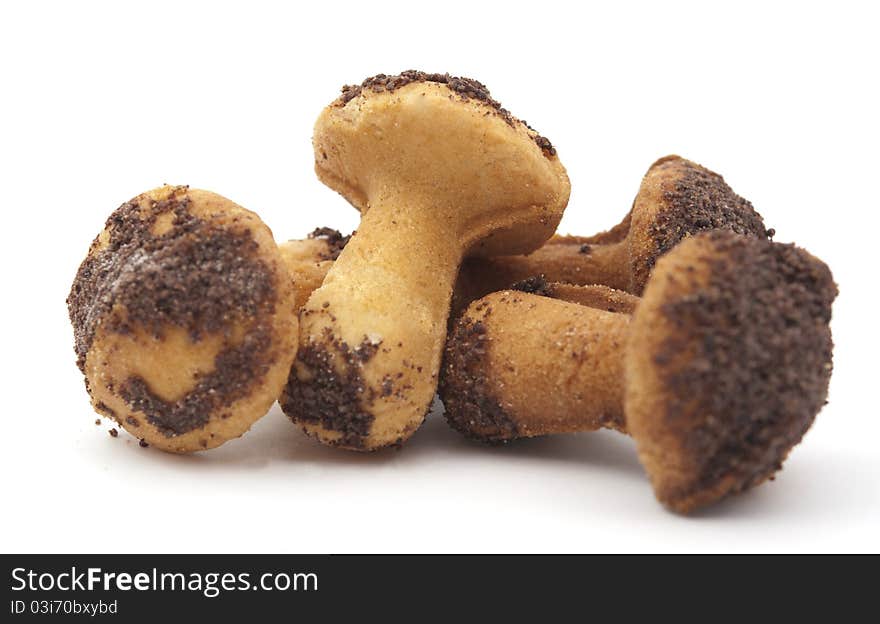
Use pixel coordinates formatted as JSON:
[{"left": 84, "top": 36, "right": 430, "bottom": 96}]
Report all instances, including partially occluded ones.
[
  {"left": 650, "top": 156, "right": 768, "bottom": 252},
  {"left": 628, "top": 155, "right": 770, "bottom": 292},
  {"left": 68, "top": 187, "right": 275, "bottom": 373},
  {"left": 67, "top": 185, "right": 297, "bottom": 452},
  {"left": 627, "top": 230, "right": 837, "bottom": 512}
]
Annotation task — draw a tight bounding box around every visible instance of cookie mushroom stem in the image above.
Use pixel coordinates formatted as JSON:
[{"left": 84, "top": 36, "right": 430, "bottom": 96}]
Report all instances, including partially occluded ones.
[
  {"left": 452, "top": 240, "right": 631, "bottom": 312},
  {"left": 281, "top": 71, "right": 570, "bottom": 451},
  {"left": 537, "top": 281, "right": 639, "bottom": 313},
  {"left": 441, "top": 231, "right": 837, "bottom": 512},
  {"left": 442, "top": 287, "right": 634, "bottom": 441}
]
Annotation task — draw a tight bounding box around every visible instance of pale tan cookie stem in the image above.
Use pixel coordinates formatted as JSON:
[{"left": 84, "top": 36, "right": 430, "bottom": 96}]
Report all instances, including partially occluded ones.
[
  {"left": 547, "top": 283, "right": 639, "bottom": 313},
  {"left": 297, "top": 199, "right": 462, "bottom": 448},
  {"left": 443, "top": 292, "right": 630, "bottom": 440},
  {"left": 453, "top": 242, "right": 631, "bottom": 314}
]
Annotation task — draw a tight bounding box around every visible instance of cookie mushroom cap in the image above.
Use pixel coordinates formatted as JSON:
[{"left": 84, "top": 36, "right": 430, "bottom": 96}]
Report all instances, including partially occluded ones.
[
  {"left": 626, "top": 231, "right": 837, "bottom": 512},
  {"left": 67, "top": 186, "right": 298, "bottom": 453},
  {"left": 623, "top": 155, "right": 770, "bottom": 292},
  {"left": 314, "top": 71, "right": 569, "bottom": 255},
  {"left": 283, "top": 71, "right": 570, "bottom": 451}
]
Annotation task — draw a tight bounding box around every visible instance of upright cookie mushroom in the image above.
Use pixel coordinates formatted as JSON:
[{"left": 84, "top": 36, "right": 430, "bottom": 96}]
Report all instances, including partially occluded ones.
[
  {"left": 441, "top": 231, "right": 836, "bottom": 512},
  {"left": 67, "top": 186, "right": 298, "bottom": 452},
  {"left": 282, "top": 71, "right": 570, "bottom": 450}
]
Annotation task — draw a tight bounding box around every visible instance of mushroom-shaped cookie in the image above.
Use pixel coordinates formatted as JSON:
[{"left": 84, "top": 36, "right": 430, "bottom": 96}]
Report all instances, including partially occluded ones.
[
  {"left": 281, "top": 71, "right": 570, "bottom": 451},
  {"left": 67, "top": 186, "right": 298, "bottom": 452},
  {"left": 441, "top": 231, "right": 836, "bottom": 512},
  {"left": 454, "top": 155, "right": 770, "bottom": 304},
  {"left": 278, "top": 227, "right": 351, "bottom": 309}
]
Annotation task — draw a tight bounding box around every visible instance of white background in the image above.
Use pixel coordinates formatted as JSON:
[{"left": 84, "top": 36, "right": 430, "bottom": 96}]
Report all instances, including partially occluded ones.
[{"left": 1, "top": 1, "right": 877, "bottom": 553}]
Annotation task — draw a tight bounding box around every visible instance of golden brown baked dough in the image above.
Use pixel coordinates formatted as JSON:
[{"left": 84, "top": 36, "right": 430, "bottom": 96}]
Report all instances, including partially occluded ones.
[
  {"left": 279, "top": 232, "right": 638, "bottom": 319},
  {"left": 442, "top": 287, "right": 633, "bottom": 439},
  {"left": 278, "top": 228, "right": 351, "bottom": 309},
  {"left": 279, "top": 156, "right": 769, "bottom": 325},
  {"left": 67, "top": 186, "right": 298, "bottom": 453},
  {"left": 508, "top": 278, "right": 639, "bottom": 313},
  {"left": 440, "top": 231, "right": 837, "bottom": 512},
  {"left": 455, "top": 155, "right": 770, "bottom": 304},
  {"left": 281, "top": 71, "right": 570, "bottom": 451}
]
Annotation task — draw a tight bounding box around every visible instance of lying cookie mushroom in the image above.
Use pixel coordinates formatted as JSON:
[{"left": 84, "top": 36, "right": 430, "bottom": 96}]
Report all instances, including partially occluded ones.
[
  {"left": 280, "top": 230, "right": 634, "bottom": 319},
  {"left": 281, "top": 71, "right": 570, "bottom": 451},
  {"left": 455, "top": 155, "right": 771, "bottom": 303},
  {"left": 67, "top": 185, "right": 298, "bottom": 452},
  {"left": 440, "top": 231, "right": 836, "bottom": 512},
  {"left": 278, "top": 228, "right": 351, "bottom": 309}
]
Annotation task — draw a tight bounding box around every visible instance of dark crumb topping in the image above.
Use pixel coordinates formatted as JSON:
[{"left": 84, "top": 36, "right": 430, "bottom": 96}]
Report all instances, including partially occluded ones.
[
  {"left": 94, "top": 401, "right": 116, "bottom": 420},
  {"left": 579, "top": 244, "right": 592, "bottom": 255},
  {"left": 108, "top": 428, "right": 118, "bottom": 438},
  {"left": 649, "top": 159, "right": 769, "bottom": 271},
  {"left": 439, "top": 315, "right": 519, "bottom": 443},
  {"left": 532, "top": 135, "right": 557, "bottom": 157},
  {"left": 511, "top": 275, "right": 553, "bottom": 296},
  {"left": 654, "top": 231, "right": 837, "bottom": 504},
  {"left": 67, "top": 186, "right": 280, "bottom": 437},
  {"left": 119, "top": 328, "right": 272, "bottom": 437},
  {"left": 68, "top": 187, "right": 275, "bottom": 369},
  {"left": 341, "top": 70, "right": 501, "bottom": 112},
  {"left": 336, "top": 70, "right": 556, "bottom": 157},
  {"left": 308, "top": 226, "right": 352, "bottom": 260},
  {"left": 280, "top": 328, "right": 381, "bottom": 449}
]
